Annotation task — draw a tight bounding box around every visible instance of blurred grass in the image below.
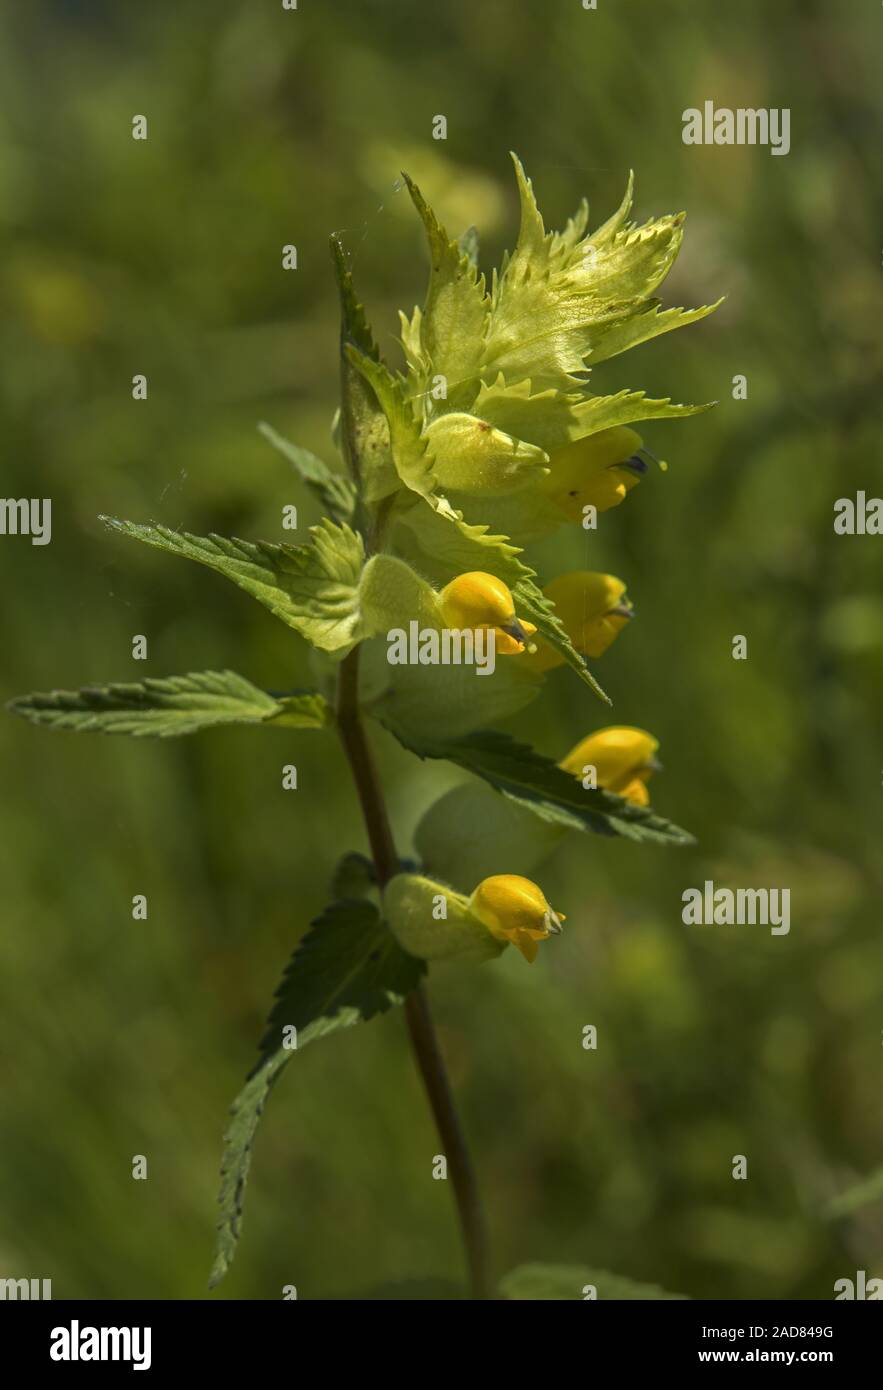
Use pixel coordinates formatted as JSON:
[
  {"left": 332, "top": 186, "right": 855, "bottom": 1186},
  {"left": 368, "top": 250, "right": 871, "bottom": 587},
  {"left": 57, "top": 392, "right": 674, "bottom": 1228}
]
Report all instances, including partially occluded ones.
[{"left": 1, "top": 0, "right": 881, "bottom": 1299}]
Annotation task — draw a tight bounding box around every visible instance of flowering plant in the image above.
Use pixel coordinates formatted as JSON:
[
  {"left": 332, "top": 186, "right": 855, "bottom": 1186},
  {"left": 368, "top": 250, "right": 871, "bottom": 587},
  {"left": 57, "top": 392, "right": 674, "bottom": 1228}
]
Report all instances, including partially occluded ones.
[{"left": 10, "top": 156, "right": 717, "bottom": 1299}]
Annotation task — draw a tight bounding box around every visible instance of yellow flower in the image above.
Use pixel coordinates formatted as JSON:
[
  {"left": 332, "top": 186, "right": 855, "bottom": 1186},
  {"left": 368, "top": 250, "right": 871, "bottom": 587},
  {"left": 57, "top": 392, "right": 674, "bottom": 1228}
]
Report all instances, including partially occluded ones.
[
  {"left": 468, "top": 874, "right": 565, "bottom": 963},
  {"left": 521, "top": 571, "right": 633, "bottom": 672},
  {"left": 559, "top": 727, "right": 660, "bottom": 806},
  {"left": 438, "top": 571, "right": 537, "bottom": 655},
  {"left": 536, "top": 425, "right": 649, "bottom": 522}
]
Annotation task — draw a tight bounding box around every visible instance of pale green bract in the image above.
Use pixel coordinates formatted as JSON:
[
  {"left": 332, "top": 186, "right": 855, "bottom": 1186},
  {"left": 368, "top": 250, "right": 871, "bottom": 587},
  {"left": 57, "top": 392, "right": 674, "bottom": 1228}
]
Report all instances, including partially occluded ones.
[
  {"left": 382, "top": 873, "right": 504, "bottom": 964},
  {"left": 386, "top": 154, "right": 718, "bottom": 508},
  {"left": 339, "top": 153, "right": 718, "bottom": 690}
]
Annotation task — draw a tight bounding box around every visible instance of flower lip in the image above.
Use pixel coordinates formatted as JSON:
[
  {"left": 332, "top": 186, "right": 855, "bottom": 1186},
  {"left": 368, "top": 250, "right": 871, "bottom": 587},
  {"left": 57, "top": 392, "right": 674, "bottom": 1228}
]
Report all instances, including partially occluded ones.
[
  {"left": 467, "top": 874, "right": 565, "bottom": 961},
  {"left": 500, "top": 616, "right": 529, "bottom": 644},
  {"left": 620, "top": 453, "right": 650, "bottom": 476}
]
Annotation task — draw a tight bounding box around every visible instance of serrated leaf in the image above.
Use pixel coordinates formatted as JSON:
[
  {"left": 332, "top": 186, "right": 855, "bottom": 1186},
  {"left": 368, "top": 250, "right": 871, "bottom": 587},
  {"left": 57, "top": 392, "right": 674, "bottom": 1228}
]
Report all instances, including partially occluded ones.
[
  {"left": 402, "top": 172, "right": 489, "bottom": 410},
  {"left": 102, "top": 516, "right": 365, "bottom": 655},
  {"left": 382, "top": 725, "right": 695, "bottom": 846},
  {"left": 270, "top": 691, "right": 334, "bottom": 729},
  {"left": 471, "top": 376, "right": 711, "bottom": 458},
  {"left": 329, "top": 851, "right": 377, "bottom": 900},
  {"left": 588, "top": 169, "right": 635, "bottom": 247},
  {"left": 7, "top": 670, "right": 331, "bottom": 738},
  {"left": 345, "top": 346, "right": 435, "bottom": 500},
  {"left": 552, "top": 196, "right": 590, "bottom": 259},
  {"left": 568, "top": 387, "right": 715, "bottom": 436},
  {"left": 258, "top": 421, "right": 356, "bottom": 525},
  {"left": 500, "top": 1262, "right": 688, "bottom": 1301},
  {"left": 393, "top": 492, "right": 531, "bottom": 591},
  {"left": 587, "top": 298, "right": 724, "bottom": 367},
  {"left": 330, "top": 233, "right": 380, "bottom": 362},
  {"left": 472, "top": 375, "right": 586, "bottom": 453},
  {"left": 210, "top": 898, "right": 424, "bottom": 1287},
  {"left": 514, "top": 577, "right": 610, "bottom": 703},
  {"left": 331, "top": 235, "right": 399, "bottom": 503}
]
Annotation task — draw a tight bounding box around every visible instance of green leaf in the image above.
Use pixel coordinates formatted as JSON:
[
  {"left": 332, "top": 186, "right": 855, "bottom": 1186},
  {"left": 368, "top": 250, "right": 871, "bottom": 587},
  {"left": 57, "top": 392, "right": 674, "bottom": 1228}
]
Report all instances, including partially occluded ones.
[
  {"left": 330, "top": 234, "right": 381, "bottom": 361},
  {"left": 567, "top": 387, "right": 715, "bottom": 437},
  {"left": 257, "top": 421, "right": 356, "bottom": 525},
  {"left": 471, "top": 374, "right": 590, "bottom": 453},
  {"left": 329, "top": 851, "right": 376, "bottom": 900},
  {"left": 500, "top": 1262, "right": 688, "bottom": 1301},
  {"left": 824, "top": 1168, "right": 883, "bottom": 1220},
  {"left": 7, "top": 670, "right": 331, "bottom": 738},
  {"left": 514, "top": 577, "right": 610, "bottom": 704},
  {"left": 468, "top": 375, "right": 712, "bottom": 465},
  {"left": 210, "top": 898, "right": 424, "bottom": 1287},
  {"left": 270, "top": 691, "right": 334, "bottom": 729},
  {"left": 331, "top": 236, "right": 400, "bottom": 504},
  {"left": 345, "top": 346, "right": 435, "bottom": 500},
  {"left": 402, "top": 172, "right": 489, "bottom": 410},
  {"left": 102, "top": 516, "right": 365, "bottom": 655},
  {"left": 393, "top": 491, "right": 531, "bottom": 592},
  {"left": 382, "top": 725, "right": 695, "bottom": 846},
  {"left": 586, "top": 298, "right": 724, "bottom": 367}
]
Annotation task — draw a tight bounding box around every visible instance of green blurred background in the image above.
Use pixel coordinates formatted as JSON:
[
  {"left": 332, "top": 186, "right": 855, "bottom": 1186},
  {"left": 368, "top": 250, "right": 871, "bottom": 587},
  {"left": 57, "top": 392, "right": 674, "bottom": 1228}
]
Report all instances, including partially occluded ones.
[{"left": 2, "top": 0, "right": 881, "bottom": 1299}]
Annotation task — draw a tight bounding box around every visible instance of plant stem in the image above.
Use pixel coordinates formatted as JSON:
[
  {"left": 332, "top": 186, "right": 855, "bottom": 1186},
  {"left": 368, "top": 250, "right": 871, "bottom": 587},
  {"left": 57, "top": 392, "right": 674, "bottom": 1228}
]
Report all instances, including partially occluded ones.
[
  {"left": 336, "top": 646, "right": 398, "bottom": 886},
  {"left": 402, "top": 984, "right": 492, "bottom": 1300},
  {"left": 335, "top": 645, "right": 492, "bottom": 1300}
]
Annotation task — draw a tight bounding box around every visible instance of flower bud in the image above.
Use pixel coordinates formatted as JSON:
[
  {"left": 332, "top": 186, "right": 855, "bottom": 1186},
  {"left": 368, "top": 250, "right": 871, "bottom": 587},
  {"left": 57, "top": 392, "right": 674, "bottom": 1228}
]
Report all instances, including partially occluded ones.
[
  {"left": 467, "top": 874, "right": 565, "bottom": 963},
  {"left": 438, "top": 571, "right": 538, "bottom": 654},
  {"left": 538, "top": 425, "right": 646, "bottom": 520},
  {"left": 521, "top": 571, "right": 632, "bottom": 672},
  {"left": 559, "top": 726, "right": 660, "bottom": 806}
]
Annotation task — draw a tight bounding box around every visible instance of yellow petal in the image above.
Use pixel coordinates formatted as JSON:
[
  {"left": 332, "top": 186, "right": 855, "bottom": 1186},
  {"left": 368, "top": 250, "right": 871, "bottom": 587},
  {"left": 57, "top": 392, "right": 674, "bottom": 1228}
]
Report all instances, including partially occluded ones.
[
  {"left": 512, "top": 932, "right": 539, "bottom": 963},
  {"left": 438, "top": 571, "right": 519, "bottom": 630},
  {"left": 617, "top": 776, "right": 651, "bottom": 806},
  {"left": 438, "top": 572, "right": 537, "bottom": 656},
  {"left": 559, "top": 726, "right": 659, "bottom": 798},
  {"left": 521, "top": 572, "right": 632, "bottom": 671},
  {"left": 538, "top": 426, "right": 644, "bottom": 522},
  {"left": 467, "top": 874, "right": 563, "bottom": 960}
]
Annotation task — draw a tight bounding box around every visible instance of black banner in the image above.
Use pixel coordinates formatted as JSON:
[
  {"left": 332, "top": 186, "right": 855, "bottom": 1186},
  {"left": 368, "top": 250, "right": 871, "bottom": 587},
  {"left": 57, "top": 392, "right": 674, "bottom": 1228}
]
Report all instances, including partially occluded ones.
[{"left": 1, "top": 1299, "right": 879, "bottom": 1374}]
